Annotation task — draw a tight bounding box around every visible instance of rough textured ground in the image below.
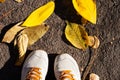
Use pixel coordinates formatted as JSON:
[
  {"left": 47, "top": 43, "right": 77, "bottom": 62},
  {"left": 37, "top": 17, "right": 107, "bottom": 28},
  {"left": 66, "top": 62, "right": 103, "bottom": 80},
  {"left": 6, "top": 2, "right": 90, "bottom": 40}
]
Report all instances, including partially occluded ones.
[{"left": 0, "top": 0, "right": 120, "bottom": 80}]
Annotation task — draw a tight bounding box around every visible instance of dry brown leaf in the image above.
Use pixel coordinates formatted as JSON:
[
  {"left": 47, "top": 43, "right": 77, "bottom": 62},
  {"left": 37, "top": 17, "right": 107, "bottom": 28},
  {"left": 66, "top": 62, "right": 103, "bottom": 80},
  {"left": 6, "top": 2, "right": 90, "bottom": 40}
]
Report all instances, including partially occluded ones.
[
  {"left": 90, "top": 73, "right": 100, "bottom": 80},
  {"left": 88, "top": 36, "right": 100, "bottom": 48},
  {"left": 14, "top": 23, "right": 49, "bottom": 66},
  {"left": 15, "top": 34, "right": 28, "bottom": 66},
  {"left": 2, "top": 22, "right": 25, "bottom": 43},
  {"left": 18, "top": 23, "right": 49, "bottom": 46}
]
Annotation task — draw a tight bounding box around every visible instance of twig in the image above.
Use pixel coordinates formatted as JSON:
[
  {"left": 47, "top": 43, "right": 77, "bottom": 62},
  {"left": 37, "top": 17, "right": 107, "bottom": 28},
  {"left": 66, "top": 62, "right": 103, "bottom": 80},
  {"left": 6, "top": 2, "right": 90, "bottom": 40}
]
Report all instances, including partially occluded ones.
[
  {"left": 0, "top": 8, "right": 14, "bottom": 21},
  {"left": 82, "top": 49, "right": 98, "bottom": 80},
  {"left": 82, "top": 27, "right": 99, "bottom": 80}
]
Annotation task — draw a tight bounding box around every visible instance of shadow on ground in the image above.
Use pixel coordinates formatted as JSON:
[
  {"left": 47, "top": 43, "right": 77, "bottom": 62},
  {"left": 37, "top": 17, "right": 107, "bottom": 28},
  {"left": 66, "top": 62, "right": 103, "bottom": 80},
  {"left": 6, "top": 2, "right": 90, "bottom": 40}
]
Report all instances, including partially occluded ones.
[
  {"left": 0, "top": 17, "right": 57, "bottom": 80},
  {"left": 54, "top": 0, "right": 82, "bottom": 24},
  {"left": 0, "top": 48, "right": 57, "bottom": 80},
  {"left": 0, "top": 43, "right": 21, "bottom": 80}
]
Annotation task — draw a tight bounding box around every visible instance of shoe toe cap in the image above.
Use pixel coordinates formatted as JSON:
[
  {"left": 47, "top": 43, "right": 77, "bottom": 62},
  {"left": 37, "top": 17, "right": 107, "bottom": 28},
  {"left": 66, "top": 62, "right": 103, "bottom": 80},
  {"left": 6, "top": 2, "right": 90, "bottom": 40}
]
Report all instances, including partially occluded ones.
[{"left": 23, "top": 50, "right": 48, "bottom": 68}]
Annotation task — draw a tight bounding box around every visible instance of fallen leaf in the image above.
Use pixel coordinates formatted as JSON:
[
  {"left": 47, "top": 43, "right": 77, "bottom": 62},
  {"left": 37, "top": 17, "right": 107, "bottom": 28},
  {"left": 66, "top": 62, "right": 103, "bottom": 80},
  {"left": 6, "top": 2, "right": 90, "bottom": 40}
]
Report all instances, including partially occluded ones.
[
  {"left": 13, "top": 22, "right": 49, "bottom": 66},
  {"left": 0, "top": 0, "right": 5, "bottom": 3},
  {"left": 90, "top": 73, "right": 100, "bottom": 80},
  {"left": 88, "top": 36, "right": 100, "bottom": 48},
  {"left": 65, "top": 21, "right": 89, "bottom": 50},
  {"left": 15, "top": 0, "right": 23, "bottom": 3},
  {"left": 18, "top": 23, "right": 49, "bottom": 46},
  {"left": 14, "top": 34, "right": 28, "bottom": 66},
  {"left": 72, "top": 0, "right": 97, "bottom": 24},
  {"left": 2, "top": 22, "right": 25, "bottom": 43},
  {"left": 21, "top": 1, "right": 55, "bottom": 27}
]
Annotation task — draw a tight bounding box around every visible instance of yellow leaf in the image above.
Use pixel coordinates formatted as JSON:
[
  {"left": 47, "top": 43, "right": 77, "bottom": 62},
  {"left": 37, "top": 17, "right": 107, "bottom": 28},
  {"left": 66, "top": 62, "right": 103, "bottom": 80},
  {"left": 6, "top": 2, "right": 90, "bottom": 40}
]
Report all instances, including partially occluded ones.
[
  {"left": 2, "top": 22, "right": 25, "bottom": 43},
  {"left": 19, "top": 23, "right": 49, "bottom": 46},
  {"left": 72, "top": 0, "right": 97, "bottom": 24},
  {"left": 21, "top": 1, "right": 55, "bottom": 27},
  {"left": 65, "top": 21, "right": 89, "bottom": 50}
]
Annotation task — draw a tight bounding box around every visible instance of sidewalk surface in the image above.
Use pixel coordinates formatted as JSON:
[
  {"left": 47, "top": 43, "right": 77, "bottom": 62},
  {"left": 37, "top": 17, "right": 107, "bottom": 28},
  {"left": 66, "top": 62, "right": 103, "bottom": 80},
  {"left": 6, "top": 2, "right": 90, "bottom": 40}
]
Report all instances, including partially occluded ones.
[{"left": 0, "top": 0, "right": 120, "bottom": 80}]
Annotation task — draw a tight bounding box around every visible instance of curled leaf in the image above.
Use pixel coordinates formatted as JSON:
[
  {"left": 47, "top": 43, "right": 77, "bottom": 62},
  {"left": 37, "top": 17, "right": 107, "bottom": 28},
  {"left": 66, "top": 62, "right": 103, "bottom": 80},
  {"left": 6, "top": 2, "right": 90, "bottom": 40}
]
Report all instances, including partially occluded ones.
[
  {"left": 90, "top": 73, "right": 100, "bottom": 80},
  {"left": 65, "top": 21, "right": 89, "bottom": 50},
  {"left": 19, "top": 23, "right": 49, "bottom": 46},
  {"left": 2, "top": 22, "right": 25, "bottom": 43},
  {"left": 21, "top": 1, "right": 55, "bottom": 27},
  {"left": 13, "top": 22, "right": 49, "bottom": 66},
  {"left": 88, "top": 36, "right": 100, "bottom": 48},
  {"left": 72, "top": 0, "right": 97, "bottom": 24},
  {"left": 15, "top": 34, "right": 28, "bottom": 66}
]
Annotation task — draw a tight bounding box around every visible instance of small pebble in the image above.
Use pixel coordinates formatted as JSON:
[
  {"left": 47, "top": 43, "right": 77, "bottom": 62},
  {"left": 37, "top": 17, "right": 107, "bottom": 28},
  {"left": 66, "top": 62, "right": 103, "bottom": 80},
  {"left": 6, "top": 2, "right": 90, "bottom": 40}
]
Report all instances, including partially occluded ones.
[
  {"left": 112, "top": 38, "right": 115, "bottom": 40},
  {"left": 110, "top": 42, "right": 113, "bottom": 44},
  {"left": 15, "top": 0, "right": 23, "bottom": 3},
  {"left": 80, "top": 67, "right": 84, "bottom": 72}
]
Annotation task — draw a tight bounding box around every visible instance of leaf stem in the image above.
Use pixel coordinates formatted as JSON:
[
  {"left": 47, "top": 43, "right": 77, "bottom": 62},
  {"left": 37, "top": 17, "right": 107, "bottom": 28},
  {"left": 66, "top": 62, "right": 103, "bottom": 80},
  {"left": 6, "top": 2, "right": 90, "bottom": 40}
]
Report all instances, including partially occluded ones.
[
  {"left": 82, "top": 27, "right": 99, "bottom": 80},
  {"left": 82, "top": 49, "right": 98, "bottom": 80}
]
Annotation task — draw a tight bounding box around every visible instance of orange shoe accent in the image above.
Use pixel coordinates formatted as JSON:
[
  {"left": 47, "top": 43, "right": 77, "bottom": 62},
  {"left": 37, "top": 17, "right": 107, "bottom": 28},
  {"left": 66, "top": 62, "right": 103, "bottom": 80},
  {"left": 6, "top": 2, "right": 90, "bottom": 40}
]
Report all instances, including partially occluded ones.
[
  {"left": 60, "top": 70, "right": 75, "bottom": 80},
  {"left": 26, "top": 67, "right": 41, "bottom": 80}
]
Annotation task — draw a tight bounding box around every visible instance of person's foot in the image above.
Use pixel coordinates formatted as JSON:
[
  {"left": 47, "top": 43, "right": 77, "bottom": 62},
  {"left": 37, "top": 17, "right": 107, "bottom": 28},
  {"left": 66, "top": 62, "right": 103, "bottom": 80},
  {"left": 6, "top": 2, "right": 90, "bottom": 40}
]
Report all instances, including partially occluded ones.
[
  {"left": 54, "top": 53, "right": 81, "bottom": 80},
  {"left": 21, "top": 50, "right": 48, "bottom": 80}
]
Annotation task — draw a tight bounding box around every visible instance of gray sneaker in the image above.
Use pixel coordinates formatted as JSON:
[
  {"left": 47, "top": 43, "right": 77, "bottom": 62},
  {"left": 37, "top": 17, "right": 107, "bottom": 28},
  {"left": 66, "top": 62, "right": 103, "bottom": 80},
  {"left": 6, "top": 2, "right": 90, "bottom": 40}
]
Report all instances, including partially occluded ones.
[
  {"left": 21, "top": 50, "right": 48, "bottom": 80},
  {"left": 54, "top": 53, "right": 81, "bottom": 80}
]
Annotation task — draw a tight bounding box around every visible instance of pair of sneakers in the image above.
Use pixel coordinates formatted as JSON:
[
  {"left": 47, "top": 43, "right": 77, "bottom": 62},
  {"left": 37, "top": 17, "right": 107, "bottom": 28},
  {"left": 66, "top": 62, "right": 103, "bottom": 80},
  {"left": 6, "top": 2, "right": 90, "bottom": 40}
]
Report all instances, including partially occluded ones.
[{"left": 21, "top": 50, "right": 81, "bottom": 80}]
